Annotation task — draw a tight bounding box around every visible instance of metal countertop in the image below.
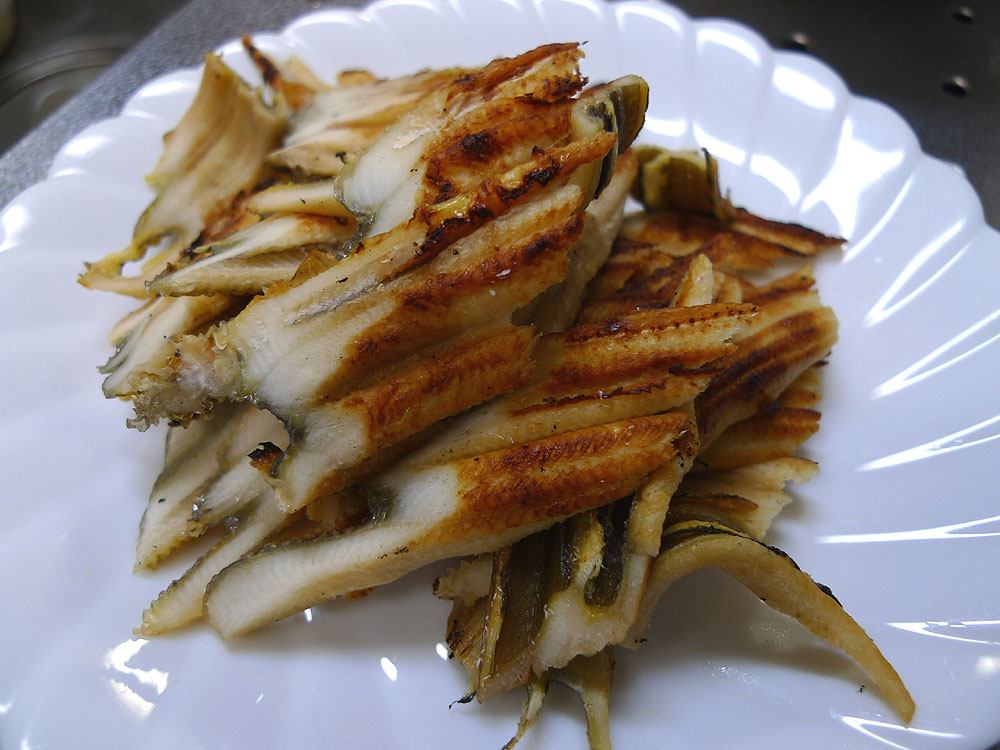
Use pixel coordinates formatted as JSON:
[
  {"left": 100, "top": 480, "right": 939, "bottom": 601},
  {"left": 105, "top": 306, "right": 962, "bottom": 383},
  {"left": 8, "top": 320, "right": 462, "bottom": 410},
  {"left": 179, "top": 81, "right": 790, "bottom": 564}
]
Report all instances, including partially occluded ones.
[{"left": 0, "top": 0, "right": 997, "bottom": 228}]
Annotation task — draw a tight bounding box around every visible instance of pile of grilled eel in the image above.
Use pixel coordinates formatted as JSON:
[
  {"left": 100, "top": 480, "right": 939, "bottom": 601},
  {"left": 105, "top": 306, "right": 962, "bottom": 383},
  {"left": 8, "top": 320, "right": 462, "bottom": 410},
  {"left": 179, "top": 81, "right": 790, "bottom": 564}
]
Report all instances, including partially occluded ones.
[
  {"left": 434, "top": 147, "right": 914, "bottom": 747},
  {"left": 81, "top": 41, "right": 913, "bottom": 748}
]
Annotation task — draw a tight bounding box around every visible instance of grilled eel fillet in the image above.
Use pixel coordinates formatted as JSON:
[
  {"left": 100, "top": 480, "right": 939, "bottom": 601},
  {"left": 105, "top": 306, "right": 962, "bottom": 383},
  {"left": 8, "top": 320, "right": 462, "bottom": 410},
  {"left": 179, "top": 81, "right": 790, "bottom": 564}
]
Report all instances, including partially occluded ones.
[
  {"left": 121, "top": 44, "right": 648, "bottom": 633},
  {"left": 121, "top": 47, "right": 648, "bottom": 521},
  {"left": 434, "top": 152, "right": 909, "bottom": 748}
]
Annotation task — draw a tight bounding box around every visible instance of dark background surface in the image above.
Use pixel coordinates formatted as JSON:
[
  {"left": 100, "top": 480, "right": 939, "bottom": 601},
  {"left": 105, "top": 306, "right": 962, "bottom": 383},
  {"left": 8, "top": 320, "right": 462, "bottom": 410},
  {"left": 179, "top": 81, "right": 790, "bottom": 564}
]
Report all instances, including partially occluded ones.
[
  {"left": 0, "top": 0, "right": 997, "bottom": 228},
  {"left": 0, "top": 1, "right": 996, "bottom": 747}
]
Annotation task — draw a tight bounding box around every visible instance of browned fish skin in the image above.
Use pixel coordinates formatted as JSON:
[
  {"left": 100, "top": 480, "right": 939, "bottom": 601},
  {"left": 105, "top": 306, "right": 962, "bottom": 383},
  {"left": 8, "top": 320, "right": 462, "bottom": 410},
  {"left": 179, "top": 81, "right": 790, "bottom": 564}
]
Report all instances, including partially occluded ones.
[
  {"left": 729, "top": 207, "right": 844, "bottom": 255},
  {"left": 696, "top": 304, "right": 838, "bottom": 447},
  {"left": 438, "top": 412, "right": 693, "bottom": 541},
  {"left": 430, "top": 147, "right": 861, "bottom": 750},
  {"left": 274, "top": 324, "right": 538, "bottom": 509},
  {"left": 342, "top": 325, "right": 536, "bottom": 448},
  {"left": 121, "top": 44, "right": 641, "bottom": 439},
  {"left": 79, "top": 54, "right": 287, "bottom": 297},
  {"left": 338, "top": 213, "right": 584, "bottom": 381},
  {"left": 538, "top": 303, "right": 753, "bottom": 390},
  {"left": 202, "top": 413, "right": 695, "bottom": 638}
]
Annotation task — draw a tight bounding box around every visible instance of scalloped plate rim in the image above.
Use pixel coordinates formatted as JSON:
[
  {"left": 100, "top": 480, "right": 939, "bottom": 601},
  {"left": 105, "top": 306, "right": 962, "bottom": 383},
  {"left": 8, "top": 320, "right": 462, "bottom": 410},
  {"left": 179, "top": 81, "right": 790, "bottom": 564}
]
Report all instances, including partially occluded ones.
[{"left": 1, "top": 1, "right": 999, "bottom": 749}]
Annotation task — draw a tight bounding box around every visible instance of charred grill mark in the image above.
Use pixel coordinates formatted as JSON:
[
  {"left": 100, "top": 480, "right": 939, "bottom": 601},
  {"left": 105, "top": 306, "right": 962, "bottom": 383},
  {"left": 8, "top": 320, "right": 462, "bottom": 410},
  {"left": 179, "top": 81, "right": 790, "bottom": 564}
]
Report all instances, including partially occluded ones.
[
  {"left": 430, "top": 127, "right": 614, "bottom": 229},
  {"left": 195, "top": 205, "right": 261, "bottom": 249},
  {"left": 279, "top": 114, "right": 600, "bottom": 330},
  {"left": 465, "top": 43, "right": 584, "bottom": 101},
  {"left": 547, "top": 353, "right": 726, "bottom": 391},
  {"left": 741, "top": 273, "right": 816, "bottom": 305},
  {"left": 334, "top": 214, "right": 582, "bottom": 377},
  {"left": 343, "top": 326, "right": 536, "bottom": 449},
  {"left": 567, "top": 303, "right": 753, "bottom": 345},
  {"left": 536, "top": 73, "right": 583, "bottom": 101},
  {"left": 731, "top": 208, "right": 845, "bottom": 254},
  {"left": 698, "top": 405, "right": 822, "bottom": 469},
  {"left": 406, "top": 214, "right": 584, "bottom": 313},
  {"left": 741, "top": 405, "right": 821, "bottom": 435},
  {"left": 440, "top": 414, "right": 690, "bottom": 539},
  {"left": 510, "top": 374, "right": 708, "bottom": 417},
  {"left": 496, "top": 160, "right": 560, "bottom": 204},
  {"left": 551, "top": 305, "right": 754, "bottom": 383},
  {"left": 417, "top": 202, "right": 497, "bottom": 256},
  {"left": 607, "top": 218, "right": 814, "bottom": 308},
  {"left": 624, "top": 262, "right": 686, "bottom": 292},
  {"left": 430, "top": 98, "right": 568, "bottom": 163},
  {"left": 417, "top": 136, "right": 601, "bottom": 258},
  {"left": 522, "top": 213, "right": 584, "bottom": 262},
  {"left": 583, "top": 263, "right": 688, "bottom": 317},
  {"left": 499, "top": 425, "right": 616, "bottom": 470},
  {"left": 696, "top": 307, "right": 837, "bottom": 442}
]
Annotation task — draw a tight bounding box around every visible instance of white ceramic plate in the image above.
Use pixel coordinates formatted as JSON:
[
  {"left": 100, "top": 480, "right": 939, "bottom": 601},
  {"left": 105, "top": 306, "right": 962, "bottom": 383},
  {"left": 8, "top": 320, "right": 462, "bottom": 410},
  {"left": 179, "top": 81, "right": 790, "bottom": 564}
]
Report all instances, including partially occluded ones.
[{"left": 2, "top": 1, "right": 999, "bottom": 748}]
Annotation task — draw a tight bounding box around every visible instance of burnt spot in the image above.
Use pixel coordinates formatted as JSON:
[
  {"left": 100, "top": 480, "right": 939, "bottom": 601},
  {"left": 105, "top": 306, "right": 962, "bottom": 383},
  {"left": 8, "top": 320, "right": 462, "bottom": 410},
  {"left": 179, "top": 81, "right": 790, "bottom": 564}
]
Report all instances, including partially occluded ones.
[
  {"left": 813, "top": 580, "right": 842, "bottom": 606},
  {"left": 420, "top": 224, "right": 448, "bottom": 256},
  {"left": 459, "top": 130, "right": 498, "bottom": 160},
  {"left": 547, "top": 74, "right": 583, "bottom": 100},
  {"left": 417, "top": 202, "right": 496, "bottom": 256},
  {"left": 252, "top": 176, "right": 279, "bottom": 194},
  {"left": 449, "top": 691, "right": 476, "bottom": 707},
  {"left": 242, "top": 35, "right": 280, "bottom": 86},
  {"left": 501, "top": 162, "right": 559, "bottom": 201},
  {"left": 248, "top": 441, "right": 283, "bottom": 472},
  {"left": 602, "top": 319, "right": 625, "bottom": 335}
]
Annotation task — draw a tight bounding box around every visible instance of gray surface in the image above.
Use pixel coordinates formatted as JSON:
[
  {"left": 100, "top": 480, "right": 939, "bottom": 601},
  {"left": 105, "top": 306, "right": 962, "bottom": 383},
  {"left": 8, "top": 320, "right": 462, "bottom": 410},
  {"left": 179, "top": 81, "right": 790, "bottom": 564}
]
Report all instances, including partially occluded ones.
[
  {"left": 1, "top": 0, "right": 998, "bottom": 228},
  {"left": 0, "top": 0, "right": 187, "bottom": 152},
  {"left": 0, "top": 0, "right": 359, "bottom": 207},
  {"left": 0, "top": 0, "right": 997, "bottom": 229}
]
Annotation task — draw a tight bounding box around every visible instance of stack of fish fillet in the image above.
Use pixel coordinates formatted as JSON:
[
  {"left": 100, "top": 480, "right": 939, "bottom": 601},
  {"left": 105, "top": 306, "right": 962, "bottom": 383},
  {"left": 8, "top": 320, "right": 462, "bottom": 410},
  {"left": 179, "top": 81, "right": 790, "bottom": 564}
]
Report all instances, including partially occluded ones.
[{"left": 79, "top": 40, "right": 912, "bottom": 749}]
